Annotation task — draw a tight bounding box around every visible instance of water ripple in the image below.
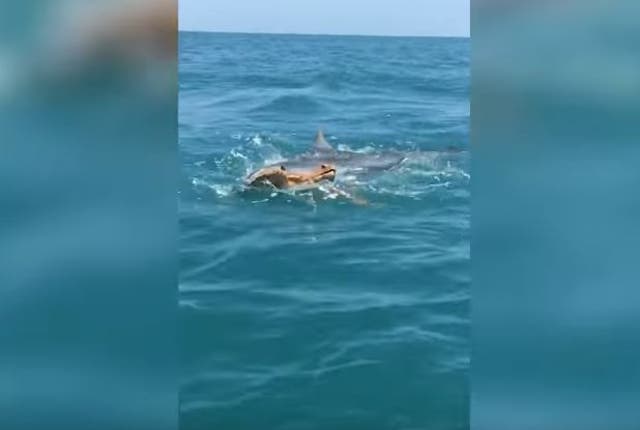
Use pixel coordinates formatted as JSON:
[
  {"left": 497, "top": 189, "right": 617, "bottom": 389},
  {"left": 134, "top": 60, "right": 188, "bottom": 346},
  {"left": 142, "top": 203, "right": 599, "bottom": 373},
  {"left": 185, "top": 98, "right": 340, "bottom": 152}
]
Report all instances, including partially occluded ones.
[{"left": 180, "top": 31, "right": 469, "bottom": 430}]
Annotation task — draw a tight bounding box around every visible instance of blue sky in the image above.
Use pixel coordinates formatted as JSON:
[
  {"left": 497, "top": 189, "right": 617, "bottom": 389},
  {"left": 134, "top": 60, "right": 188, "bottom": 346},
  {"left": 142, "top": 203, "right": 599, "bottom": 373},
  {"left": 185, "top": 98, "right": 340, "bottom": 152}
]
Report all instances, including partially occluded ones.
[{"left": 179, "top": 0, "right": 469, "bottom": 37}]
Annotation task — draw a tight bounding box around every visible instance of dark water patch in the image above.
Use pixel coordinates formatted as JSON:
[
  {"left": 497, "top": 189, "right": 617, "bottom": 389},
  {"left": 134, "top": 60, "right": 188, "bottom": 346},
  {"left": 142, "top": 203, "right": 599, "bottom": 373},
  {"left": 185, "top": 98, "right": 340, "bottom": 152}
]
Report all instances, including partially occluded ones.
[{"left": 249, "top": 94, "right": 327, "bottom": 115}]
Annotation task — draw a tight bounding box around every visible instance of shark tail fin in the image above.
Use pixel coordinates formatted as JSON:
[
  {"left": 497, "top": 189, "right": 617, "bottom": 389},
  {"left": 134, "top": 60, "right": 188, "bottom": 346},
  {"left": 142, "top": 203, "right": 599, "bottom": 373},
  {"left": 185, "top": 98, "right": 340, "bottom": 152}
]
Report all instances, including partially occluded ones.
[{"left": 313, "top": 129, "right": 335, "bottom": 152}]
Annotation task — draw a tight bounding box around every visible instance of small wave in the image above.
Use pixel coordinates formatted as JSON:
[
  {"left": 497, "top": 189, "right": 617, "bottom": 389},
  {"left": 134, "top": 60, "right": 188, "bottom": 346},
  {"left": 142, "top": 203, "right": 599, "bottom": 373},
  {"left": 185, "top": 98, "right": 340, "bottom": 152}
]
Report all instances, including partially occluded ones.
[{"left": 235, "top": 74, "right": 310, "bottom": 90}]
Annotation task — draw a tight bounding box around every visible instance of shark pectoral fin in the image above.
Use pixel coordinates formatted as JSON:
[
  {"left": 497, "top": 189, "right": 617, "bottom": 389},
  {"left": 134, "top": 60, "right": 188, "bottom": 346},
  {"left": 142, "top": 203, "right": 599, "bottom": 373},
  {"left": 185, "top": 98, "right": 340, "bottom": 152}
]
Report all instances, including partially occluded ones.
[{"left": 313, "top": 129, "right": 335, "bottom": 152}]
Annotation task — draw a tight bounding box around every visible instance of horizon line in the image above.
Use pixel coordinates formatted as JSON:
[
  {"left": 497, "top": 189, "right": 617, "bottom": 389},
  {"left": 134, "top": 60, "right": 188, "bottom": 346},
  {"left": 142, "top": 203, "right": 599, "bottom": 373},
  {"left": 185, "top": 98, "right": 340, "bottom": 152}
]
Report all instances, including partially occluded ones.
[{"left": 179, "top": 29, "right": 470, "bottom": 39}]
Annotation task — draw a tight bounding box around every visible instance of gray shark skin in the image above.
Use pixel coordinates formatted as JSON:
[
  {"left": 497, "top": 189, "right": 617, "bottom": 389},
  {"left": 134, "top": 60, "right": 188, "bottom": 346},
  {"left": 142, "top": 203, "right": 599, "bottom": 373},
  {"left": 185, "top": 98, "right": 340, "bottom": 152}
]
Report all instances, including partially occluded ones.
[{"left": 263, "top": 130, "right": 408, "bottom": 176}]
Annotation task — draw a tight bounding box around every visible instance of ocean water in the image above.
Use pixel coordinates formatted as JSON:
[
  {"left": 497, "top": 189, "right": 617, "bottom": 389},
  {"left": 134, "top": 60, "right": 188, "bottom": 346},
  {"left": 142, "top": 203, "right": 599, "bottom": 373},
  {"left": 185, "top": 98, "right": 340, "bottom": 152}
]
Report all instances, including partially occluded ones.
[{"left": 179, "top": 31, "right": 470, "bottom": 430}]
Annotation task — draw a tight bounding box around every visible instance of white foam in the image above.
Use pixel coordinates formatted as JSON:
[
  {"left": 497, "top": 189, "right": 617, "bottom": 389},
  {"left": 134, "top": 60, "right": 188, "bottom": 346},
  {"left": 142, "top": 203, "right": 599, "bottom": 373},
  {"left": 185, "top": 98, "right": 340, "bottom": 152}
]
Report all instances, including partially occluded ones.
[
  {"left": 191, "top": 177, "right": 233, "bottom": 197},
  {"left": 250, "top": 134, "right": 263, "bottom": 146},
  {"left": 229, "top": 148, "right": 248, "bottom": 162},
  {"left": 336, "top": 144, "right": 377, "bottom": 154}
]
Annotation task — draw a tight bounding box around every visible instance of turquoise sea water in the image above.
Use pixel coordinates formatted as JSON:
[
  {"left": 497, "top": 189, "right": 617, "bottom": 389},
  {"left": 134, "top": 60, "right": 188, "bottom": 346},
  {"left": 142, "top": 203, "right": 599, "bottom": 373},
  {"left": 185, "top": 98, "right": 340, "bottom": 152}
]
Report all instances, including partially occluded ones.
[{"left": 179, "top": 31, "right": 470, "bottom": 430}]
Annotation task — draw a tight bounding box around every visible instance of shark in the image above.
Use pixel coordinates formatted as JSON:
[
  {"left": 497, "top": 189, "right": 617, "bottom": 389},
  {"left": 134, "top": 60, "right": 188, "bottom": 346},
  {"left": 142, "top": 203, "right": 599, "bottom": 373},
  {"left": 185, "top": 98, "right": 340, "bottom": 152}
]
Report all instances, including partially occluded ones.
[
  {"left": 244, "top": 130, "right": 410, "bottom": 204},
  {"left": 246, "top": 130, "right": 407, "bottom": 188},
  {"left": 283, "top": 130, "right": 407, "bottom": 176}
]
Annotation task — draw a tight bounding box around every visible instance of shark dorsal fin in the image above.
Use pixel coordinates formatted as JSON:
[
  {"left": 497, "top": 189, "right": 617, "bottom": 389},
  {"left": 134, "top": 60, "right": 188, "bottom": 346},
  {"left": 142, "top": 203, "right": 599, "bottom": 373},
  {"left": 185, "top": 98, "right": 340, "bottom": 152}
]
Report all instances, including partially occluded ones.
[{"left": 313, "top": 129, "right": 335, "bottom": 152}]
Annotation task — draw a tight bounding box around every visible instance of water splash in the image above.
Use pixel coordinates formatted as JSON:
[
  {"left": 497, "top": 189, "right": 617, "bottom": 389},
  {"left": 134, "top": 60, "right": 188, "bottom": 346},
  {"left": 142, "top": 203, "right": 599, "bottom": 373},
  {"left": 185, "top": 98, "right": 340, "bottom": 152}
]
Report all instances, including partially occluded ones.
[{"left": 188, "top": 135, "right": 470, "bottom": 205}]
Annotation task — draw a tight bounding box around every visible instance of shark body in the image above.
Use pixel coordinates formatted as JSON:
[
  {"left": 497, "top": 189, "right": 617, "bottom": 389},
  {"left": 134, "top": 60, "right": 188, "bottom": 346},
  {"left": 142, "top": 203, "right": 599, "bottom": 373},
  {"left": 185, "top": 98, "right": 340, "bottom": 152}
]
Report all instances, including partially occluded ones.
[
  {"left": 257, "top": 130, "right": 407, "bottom": 180},
  {"left": 243, "top": 130, "right": 465, "bottom": 205}
]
